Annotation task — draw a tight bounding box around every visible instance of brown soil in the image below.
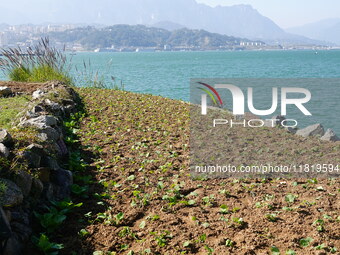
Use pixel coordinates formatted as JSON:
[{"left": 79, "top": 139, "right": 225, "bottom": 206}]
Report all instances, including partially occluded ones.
[
  {"left": 57, "top": 88, "right": 339, "bottom": 255},
  {"left": 0, "top": 81, "right": 45, "bottom": 94}
]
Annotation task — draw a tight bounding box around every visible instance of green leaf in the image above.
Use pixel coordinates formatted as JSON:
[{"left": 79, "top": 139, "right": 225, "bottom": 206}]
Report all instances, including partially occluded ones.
[
  {"left": 188, "top": 200, "right": 196, "bottom": 205},
  {"left": 285, "top": 250, "right": 296, "bottom": 255},
  {"left": 139, "top": 221, "right": 146, "bottom": 229},
  {"left": 183, "top": 241, "right": 191, "bottom": 247},
  {"left": 299, "top": 237, "right": 313, "bottom": 247},
  {"left": 271, "top": 246, "right": 280, "bottom": 255}
]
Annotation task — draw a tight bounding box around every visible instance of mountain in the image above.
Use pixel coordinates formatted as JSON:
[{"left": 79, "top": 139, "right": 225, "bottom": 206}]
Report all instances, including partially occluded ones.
[
  {"left": 286, "top": 19, "right": 340, "bottom": 45},
  {"left": 0, "top": 0, "right": 328, "bottom": 45},
  {"left": 152, "top": 21, "right": 186, "bottom": 31},
  {"left": 46, "top": 24, "right": 255, "bottom": 49}
]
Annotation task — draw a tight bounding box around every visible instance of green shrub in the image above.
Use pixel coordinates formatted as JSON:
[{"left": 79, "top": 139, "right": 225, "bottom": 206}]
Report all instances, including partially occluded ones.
[
  {"left": 28, "top": 65, "right": 72, "bottom": 84},
  {"left": 9, "top": 67, "right": 31, "bottom": 82}
]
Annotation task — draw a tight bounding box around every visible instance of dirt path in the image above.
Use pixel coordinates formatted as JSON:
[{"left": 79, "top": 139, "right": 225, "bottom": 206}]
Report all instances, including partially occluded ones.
[{"left": 59, "top": 88, "right": 340, "bottom": 255}]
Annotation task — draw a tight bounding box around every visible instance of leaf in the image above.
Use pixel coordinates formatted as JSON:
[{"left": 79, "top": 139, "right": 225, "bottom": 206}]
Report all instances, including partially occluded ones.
[
  {"left": 127, "top": 175, "right": 135, "bottom": 181},
  {"left": 271, "top": 246, "right": 280, "bottom": 255},
  {"left": 188, "top": 200, "right": 196, "bottom": 205},
  {"left": 299, "top": 237, "right": 313, "bottom": 247},
  {"left": 183, "top": 241, "right": 191, "bottom": 247},
  {"left": 285, "top": 250, "right": 296, "bottom": 255},
  {"left": 139, "top": 221, "right": 146, "bottom": 229},
  {"left": 116, "top": 212, "right": 124, "bottom": 221},
  {"left": 285, "top": 194, "right": 297, "bottom": 203}
]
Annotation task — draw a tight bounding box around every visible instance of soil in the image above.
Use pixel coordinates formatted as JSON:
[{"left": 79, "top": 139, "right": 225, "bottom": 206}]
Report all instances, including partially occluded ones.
[
  {"left": 54, "top": 88, "right": 340, "bottom": 255},
  {"left": 0, "top": 81, "right": 45, "bottom": 94}
]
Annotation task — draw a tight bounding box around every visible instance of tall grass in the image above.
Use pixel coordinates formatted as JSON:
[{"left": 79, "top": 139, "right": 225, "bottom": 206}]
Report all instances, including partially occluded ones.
[
  {"left": 0, "top": 38, "right": 73, "bottom": 84},
  {"left": 75, "top": 59, "right": 125, "bottom": 90}
]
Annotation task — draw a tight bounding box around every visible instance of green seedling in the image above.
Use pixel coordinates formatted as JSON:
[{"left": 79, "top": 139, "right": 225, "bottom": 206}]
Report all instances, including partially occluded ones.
[
  {"left": 299, "top": 237, "right": 313, "bottom": 247},
  {"left": 32, "top": 234, "right": 64, "bottom": 255}
]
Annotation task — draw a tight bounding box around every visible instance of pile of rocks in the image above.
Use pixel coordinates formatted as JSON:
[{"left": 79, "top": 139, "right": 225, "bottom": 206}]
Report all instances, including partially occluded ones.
[
  {"left": 264, "top": 115, "right": 339, "bottom": 142},
  {"left": 0, "top": 81, "right": 78, "bottom": 254}
]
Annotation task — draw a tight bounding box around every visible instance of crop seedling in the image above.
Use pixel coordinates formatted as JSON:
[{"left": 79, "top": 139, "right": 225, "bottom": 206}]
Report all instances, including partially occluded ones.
[
  {"left": 225, "top": 239, "right": 234, "bottom": 247},
  {"left": 151, "top": 231, "right": 172, "bottom": 247},
  {"left": 285, "top": 194, "right": 298, "bottom": 204},
  {"left": 232, "top": 217, "right": 246, "bottom": 228},
  {"left": 204, "top": 245, "right": 214, "bottom": 255},
  {"left": 34, "top": 207, "right": 67, "bottom": 233},
  {"left": 266, "top": 214, "right": 278, "bottom": 222},
  {"left": 299, "top": 237, "right": 313, "bottom": 247},
  {"left": 32, "top": 234, "right": 64, "bottom": 255},
  {"left": 270, "top": 246, "right": 280, "bottom": 255},
  {"left": 285, "top": 250, "right": 296, "bottom": 255},
  {"left": 312, "top": 219, "right": 325, "bottom": 232},
  {"left": 220, "top": 204, "right": 229, "bottom": 214}
]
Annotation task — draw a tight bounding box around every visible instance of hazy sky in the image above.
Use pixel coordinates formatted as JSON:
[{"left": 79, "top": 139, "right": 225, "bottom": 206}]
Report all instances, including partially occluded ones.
[
  {"left": 198, "top": 0, "right": 340, "bottom": 28},
  {"left": 1, "top": 0, "right": 339, "bottom": 28}
]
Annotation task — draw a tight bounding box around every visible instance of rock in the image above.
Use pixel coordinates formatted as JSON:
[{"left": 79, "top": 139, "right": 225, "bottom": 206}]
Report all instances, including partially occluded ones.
[
  {"left": 30, "top": 178, "right": 44, "bottom": 198},
  {"left": 296, "top": 124, "right": 325, "bottom": 137},
  {"left": 284, "top": 126, "right": 298, "bottom": 134},
  {"left": 32, "top": 89, "right": 45, "bottom": 100},
  {"left": 36, "top": 167, "right": 51, "bottom": 183},
  {"left": 32, "top": 104, "right": 45, "bottom": 113},
  {"left": 19, "top": 115, "right": 58, "bottom": 129},
  {"left": 0, "top": 143, "right": 10, "bottom": 158},
  {"left": 10, "top": 221, "right": 32, "bottom": 242},
  {"left": 44, "top": 99, "right": 62, "bottom": 112},
  {"left": 55, "top": 139, "right": 68, "bottom": 156},
  {"left": 50, "top": 168, "right": 73, "bottom": 199},
  {"left": 0, "top": 179, "right": 23, "bottom": 207},
  {"left": 14, "top": 171, "right": 33, "bottom": 198},
  {"left": 3, "top": 232, "right": 23, "bottom": 255},
  {"left": 0, "top": 129, "right": 13, "bottom": 146},
  {"left": 21, "top": 144, "right": 44, "bottom": 168},
  {"left": 37, "top": 127, "right": 61, "bottom": 142},
  {"left": 0, "top": 87, "right": 12, "bottom": 97},
  {"left": 0, "top": 207, "right": 12, "bottom": 240},
  {"left": 320, "top": 129, "right": 340, "bottom": 142},
  {"left": 264, "top": 115, "right": 286, "bottom": 127},
  {"left": 40, "top": 157, "right": 60, "bottom": 171}
]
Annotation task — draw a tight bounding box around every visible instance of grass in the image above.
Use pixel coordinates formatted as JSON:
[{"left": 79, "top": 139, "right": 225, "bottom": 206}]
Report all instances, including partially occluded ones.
[
  {"left": 0, "top": 95, "right": 31, "bottom": 128},
  {"left": 10, "top": 65, "right": 73, "bottom": 84},
  {"left": 0, "top": 38, "right": 73, "bottom": 85}
]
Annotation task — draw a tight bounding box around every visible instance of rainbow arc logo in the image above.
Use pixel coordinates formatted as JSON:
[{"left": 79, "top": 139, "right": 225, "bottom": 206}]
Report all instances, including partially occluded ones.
[{"left": 197, "top": 82, "right": 223, "bottom": 107}]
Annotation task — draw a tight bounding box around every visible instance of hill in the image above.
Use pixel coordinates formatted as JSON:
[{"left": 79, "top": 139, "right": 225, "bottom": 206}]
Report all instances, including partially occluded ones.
[
  {"left": 47, "top": 25, "right": 258, "bottom": 49},
  {"left": 0, "top": 0, "right": 326, "bottom": 45}
]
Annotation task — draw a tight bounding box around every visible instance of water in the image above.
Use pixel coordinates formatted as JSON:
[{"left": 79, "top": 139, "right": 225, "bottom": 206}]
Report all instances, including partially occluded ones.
[{"left": 1, "top": 50, "right": 340, "bottom": 133}]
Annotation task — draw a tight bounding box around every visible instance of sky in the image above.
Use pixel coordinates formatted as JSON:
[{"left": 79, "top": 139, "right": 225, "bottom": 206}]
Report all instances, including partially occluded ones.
[
  {"left": 1, "top": 0, "right": 339, "bottom": 29},
  {"left": 197, "top": 0, "right": 340, "bottom": 28}
]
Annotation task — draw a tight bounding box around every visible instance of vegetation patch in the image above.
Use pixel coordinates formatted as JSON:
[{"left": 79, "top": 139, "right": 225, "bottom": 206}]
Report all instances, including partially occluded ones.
[
  {"left": 54, "top": 88, "right": 339, "bottom": 255},
  {"left": 0, "top": 95, "right": 31, "bottom": 128}
]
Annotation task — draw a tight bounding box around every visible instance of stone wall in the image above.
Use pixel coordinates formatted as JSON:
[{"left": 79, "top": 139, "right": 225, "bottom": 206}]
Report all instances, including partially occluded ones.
[{"left": 0, "top": 81, "right": 79, "bottom": 254}]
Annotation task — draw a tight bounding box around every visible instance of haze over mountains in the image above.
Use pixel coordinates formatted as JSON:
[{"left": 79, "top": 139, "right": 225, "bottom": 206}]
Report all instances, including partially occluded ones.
[
  {"left": 0, "top": 0, "right": 337, "bottom": 45},
  {"left": 287, "top": 19, "right": 340, "bottom": 45}
]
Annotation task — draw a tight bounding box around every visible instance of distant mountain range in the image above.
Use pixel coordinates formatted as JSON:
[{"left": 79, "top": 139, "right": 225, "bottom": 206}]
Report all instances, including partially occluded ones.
[
  {"left": 47, "top": 25, "right": 257, "bottom": 49},
  {"left": 0, "top": 0, "right": 336, "bottom": 45},
  {"left": 286, "top": 19, "right": 340, "bottom": 45}
]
